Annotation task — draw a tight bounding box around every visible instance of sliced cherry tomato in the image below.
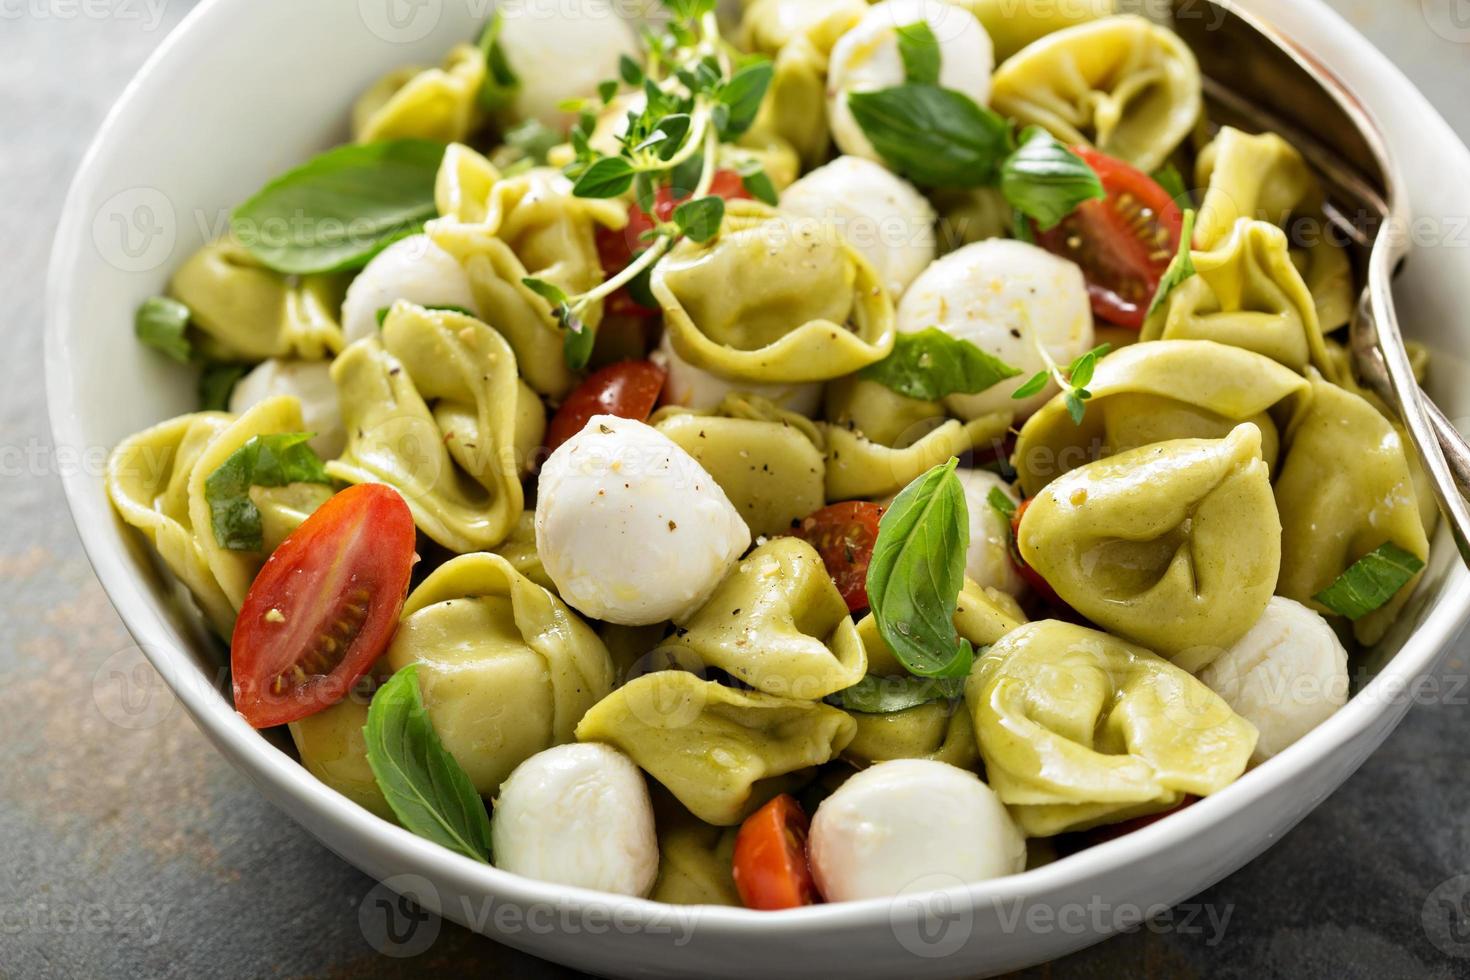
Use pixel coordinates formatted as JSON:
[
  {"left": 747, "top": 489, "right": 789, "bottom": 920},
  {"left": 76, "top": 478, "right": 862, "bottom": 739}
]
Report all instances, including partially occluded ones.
[
  {"left": 1008, "top": 499, "right": 1064, "bottom": 608},
  {"left": 1036, "top": 147, "right": 1184, "bottom": 329},
  {"left": 733, "top": 795, "right": 818, "bottom": 911},
  {"left": 794, "top": 501, "right": 885, "bottom": 613},
  {"left": 545, "top": 359, "right": 667, "bottom": 454},
  {"left": 231, "top": 484, "right": 416, "bottom": 729}
]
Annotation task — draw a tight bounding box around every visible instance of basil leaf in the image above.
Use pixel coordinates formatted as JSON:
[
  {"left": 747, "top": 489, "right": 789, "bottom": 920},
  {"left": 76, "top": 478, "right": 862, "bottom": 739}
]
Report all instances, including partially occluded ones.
[
  {"left": 828, "top": 674, "right": 965, "bottom": 714},
  {"left": 364, "top": 666, "right": 493, "bottom": 863},
  {"left": 135, "top": 296, "right": 192, "bottom": 364},
  {"left": 232, "top": 140, "right": 445, "bottom": 275},
  {"left": 1153, "top": 161, "right": 1190, "bottom": 206},
  {"left": 204, "top": 433, "right": 331, "bottom": 551},
  {"left": 673, "top": 195, "right": 725, "bottom": 243},
  {"left": 1314, "top": 543, "right": 1426, "bottom": 620},
  {"left": 717, "top": 59, "right": 773, "bottom": 140},
  {"left": 1001, "top": 128, "right": 1105, "bottom": 231},
  {"left": 858, "top": 327, "right": 1021, "bottom": 401},
  {"left": 198, "top": 363, "right": 248, "bottom": 412},
  {"left": 847, "top": 84, "right": 1010, "bottom": 188},
  {"left": 986, "top": 486, "right": 1016, "bottom": 521},
  {"left": 572, "top": 155, "right": 636, "bottom": 198},
  {"left": 478, "top": 13, "right": 519, "bottom": 112},
  {"left": 1146, "top": 208, "right": 1198, "bottom": 318},
  {"left": 896, "top": 21, "right": 941, "bottom": 85},
  {"left": 865, "top": 458, "right": 974, "bottom": 678},
  {"left": 738, "top": 164, "right": 778, "bottom": 206}
]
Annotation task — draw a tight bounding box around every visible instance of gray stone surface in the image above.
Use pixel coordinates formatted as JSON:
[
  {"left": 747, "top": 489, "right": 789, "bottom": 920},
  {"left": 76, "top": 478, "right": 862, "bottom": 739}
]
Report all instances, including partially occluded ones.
[{"left": 4, "top": 3, "right": 1470, "bottom": 978}]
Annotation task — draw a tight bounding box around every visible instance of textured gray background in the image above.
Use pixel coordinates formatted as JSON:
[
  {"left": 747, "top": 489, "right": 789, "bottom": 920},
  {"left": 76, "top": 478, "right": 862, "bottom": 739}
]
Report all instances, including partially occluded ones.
[{"left": 5, "top": 2, "right": 1470, "bottom": 978}]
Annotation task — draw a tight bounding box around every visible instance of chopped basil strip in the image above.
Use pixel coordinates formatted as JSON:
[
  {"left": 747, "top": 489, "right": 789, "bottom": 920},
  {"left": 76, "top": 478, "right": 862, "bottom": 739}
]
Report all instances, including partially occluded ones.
[
  {"left": 828, "top": 674, "right": 965, "bottom": 714},
  {"left": 896, "top": 21, "right": 941, "bottom": 86},
  {"left": 204, "top": 433, "right": 332, "bottom": 551},
  {"left": 135, "top": 296, "right": 192, "bottom": 364},
  {"left": 986, "top": 486, "right": 1016, "bottom": 521},
  {"left": 1000, "top": 128, "right": 1105, "bottom": 231},
  {"left": 1146, "top": 208, "right": 1198, "bottom": 318},
  {"left": 858, "top": 327, "right": 1021, "bottom": 401},
  {"left": 1314, "top": 543, "right": 1426, "bottom": 620}
]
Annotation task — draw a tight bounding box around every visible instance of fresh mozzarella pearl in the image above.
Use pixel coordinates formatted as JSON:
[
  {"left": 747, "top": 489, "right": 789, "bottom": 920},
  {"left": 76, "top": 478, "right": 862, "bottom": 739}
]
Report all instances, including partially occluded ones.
[
  {"left": 780, "top": 156, "right": 937, "bottom": 298},
  {"left": 1197, "top": 597, "right": 1349, "bottom": 764},
  {"left": 827, "top": 0, "right": 994, "bottom": 162},
  {"left": 229, "top": 359, "right": 345, "bottom": 459},
  {"left": 340, "top": 235, "right": 478, "bottom": 345},
  {"left": 809, "top": 759, "right": 1025, "bottom": 902},
  {"left": 497, "top": 0, "right": 640, "bottom": 129},
  {"left": 897, "top": 239, "right": 1094, "bottom": 420},
  {"left": 953, "top": 468, "right": 1025, "bottom": 597},
  {"left": 652, "top": 332, "right": 823, "bottom": 418},
  {"left": 491, "top": 743, "right": 659, "bottom": 896},
  {"left": 536, "top": 415, "right": 751, "bottom": 625}
]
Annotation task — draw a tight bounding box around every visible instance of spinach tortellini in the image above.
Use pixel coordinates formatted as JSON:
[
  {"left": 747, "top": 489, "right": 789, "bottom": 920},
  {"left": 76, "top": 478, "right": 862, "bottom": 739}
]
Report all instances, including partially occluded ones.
[
  {"left": 1018, "top": 424, "right": 1281, "bottom": 671},
  {"left": 952, "top": 0, "right": 1114, "bottom": 62},
  {"left": 990, "top": 15, "right": 1202, "bottom": 174},
  {"left": 652, "top": 200, "right": 896, "bottom": 384},
  {"left": 843, "top": 700, "right": 981, "bottom": 772},
  {"left": 288, "top": 697, "right": 393, "bottom": 821},
  {"left": 1275, "top": 371, "right": 1431, "bottom": 645},
  {"left": 967, "top": 620, "right": 1257, "bottom": 836},
  {"left": 649, "top": 791, "right": 741, "bottom": 906},
  {"left": 1013, "top": 340, "right": 1311, "bottom": 497},
  {"left": 327, "top": 303, "right": 535, "bottom": 553},
  {"left": 575, "top": 669, "right": 856, "bottom": 825},
  {"left": 352, "top": 43, "right": 486, "bottom": 144},
  {"left": 386, "top": 553, "right": 615, "bottom": 796}
]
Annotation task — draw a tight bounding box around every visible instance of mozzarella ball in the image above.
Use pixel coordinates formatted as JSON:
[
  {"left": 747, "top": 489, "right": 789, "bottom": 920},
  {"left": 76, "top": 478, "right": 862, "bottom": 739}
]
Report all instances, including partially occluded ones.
[
  {"left": 810, "top": 759, "right": 1025, "bottom": 902},
  {"left": 827, "top": 0, "right": 994, "bottom": 162},
  {"left": 898, "top": 239, "right": 1094, "bottom": 420},
  {"left": 229, "top": 359, "right": 345, "bottom": 459},
  {"left": 340, "top": 234, "right": 478, "bottom": 345},
  {"left": 780, "top": 156, "right": 937, "bottom": 298},
  {"left": 653, "top": 331, "right": 823, "bottom": 418},
  {"left": 491, "top": 743, "right": 659, "bottom": 896},
  {"left": 954, "top": 467, "right": 1025, "bottom": 597},
  {"left": 1198, "top": 597, "right": 1349, "bottom": 764},
  {"left": 497, "top": 0, "right": 640, "bottom": 129},
  {"left": 536, "top": 415, "right": 751, "bottom": 625}
]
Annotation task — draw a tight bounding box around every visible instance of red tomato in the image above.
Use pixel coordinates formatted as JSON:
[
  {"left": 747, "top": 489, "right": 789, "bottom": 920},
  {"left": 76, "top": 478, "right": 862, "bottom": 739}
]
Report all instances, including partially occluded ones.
[
  {"left": 1036, "top": 147, "right": 1184, "bottom": 329},
  {"left": 794, "top": 501, "right": 885, "bottom": 613},
  {"left": 733, "top": 795, "right": 818, "bottom": 911},
  {"left": 545, "top": 360, "right": 667, "bottom": 454},
  {"left": 1009, "top": 499, "right": 1064, "bottom": 608},
  {"left": 231, "top": 484, "right": 417, "bottom": 729}
]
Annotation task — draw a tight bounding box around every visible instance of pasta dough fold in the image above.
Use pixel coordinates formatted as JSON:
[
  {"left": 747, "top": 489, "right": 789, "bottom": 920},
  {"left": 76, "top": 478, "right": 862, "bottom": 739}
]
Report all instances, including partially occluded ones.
[{"left": 352, "top": 44, "right": 486, "bottom": 144}]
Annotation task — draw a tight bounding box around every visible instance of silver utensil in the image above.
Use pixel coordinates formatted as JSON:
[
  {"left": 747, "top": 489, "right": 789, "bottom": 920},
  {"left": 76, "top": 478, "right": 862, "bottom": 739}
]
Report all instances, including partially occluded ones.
[{"left": 1168, "top": 0, "right": 1470, "bottom": 565}]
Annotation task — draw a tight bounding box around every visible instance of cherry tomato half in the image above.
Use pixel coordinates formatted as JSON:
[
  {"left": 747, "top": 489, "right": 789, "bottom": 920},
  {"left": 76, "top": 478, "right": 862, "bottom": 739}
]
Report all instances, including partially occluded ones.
[
  {"left": 545, "top": 359, "right": 667, "bottom": 455},
  {"left": 733, "top": 795, "right": 818, "bottom": 911},
  {"left": 231, "top": 484, "right": 416, "bottom": 729},
  {"left": 1009, "top": 499, "right": 1064, "bottom": 608},
  {"left": 1036, "top": 147, "right": 1184, "bottom": 329},
  {"left": 794, "top": 501, "right": 885, "bottom": 613}
]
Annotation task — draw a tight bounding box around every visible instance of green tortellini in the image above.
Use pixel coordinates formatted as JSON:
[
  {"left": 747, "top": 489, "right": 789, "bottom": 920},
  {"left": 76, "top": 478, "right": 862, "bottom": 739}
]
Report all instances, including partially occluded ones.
[
  {"left": 649, "top": 790, "right": 741, "bottom": 906},
  {"left": 288, "top": 697, "right": 394, "bottom": 821},
  {"left": 386, "top": 552, "right": 615, "bottom": 796},
  {"left": 326, "top": 303, "right": 530, "bottom": 553},
  {"left": 169, "top": 238, "right": 346, "bottom": 361},
  {"left": 843, "top": 700, "right": 981, "bottom": 773},
  {"left": 1012, "top": 340, "right": 1311, "bottom": 497},
  {"left": 427, "top": 145, "right": 627, "bottom": 398},
  {"left": 575, "top": 669, "right": 856, "bottom": 825},
  {"left": 856, "top": 576, "right": 1025, "bottom": 678},
  {"left": 1275, "top": 371, "right": 1430, "bottom": 645},
  {"left": 652, "top": 200, "right": 896, "bottom": 384},
  {"left": 666, "top": 538, "right": 867, "bottom": 700},
  {"left": 954, "top": 0, "right": 1115, "bottom": 62},
  {"left": 653, "top": 394, "right": 826, "bottom": 536},
  {"left": 1018, "top": 424, "right": 1281, "bottom": 671},
  {"left": 1142, "top": 218, "right": 1337, "bottom": 379},
  {"left": 990, "top": 15, "right": 1202, "bottom": 174},
  {"left": 933, "top": 186, "right": 1013, "bottom": 251},
  {"left": 488, "top": 511, "right": 555, "bottom": 592},
  {"left": 967, "top": 620, "right": 1257, "bottom": 837},
  {"left": 352, "top": 43, "right": 486, "bottom": 144}
]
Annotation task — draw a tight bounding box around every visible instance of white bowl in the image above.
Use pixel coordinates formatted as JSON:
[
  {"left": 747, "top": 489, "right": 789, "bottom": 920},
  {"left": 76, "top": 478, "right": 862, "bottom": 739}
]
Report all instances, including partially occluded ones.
[{"left": 45, "top": 0, "right": 1470, "bottom": 975}]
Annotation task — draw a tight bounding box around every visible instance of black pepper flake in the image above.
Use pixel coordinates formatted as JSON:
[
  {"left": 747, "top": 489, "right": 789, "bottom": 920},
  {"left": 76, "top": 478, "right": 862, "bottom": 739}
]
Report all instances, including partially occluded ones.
[
  {"left": 668, "top": 520, "right": 678, "bottom": 531},
  {"left": 599, "top": 423, "right": 613, "bottom": 434}
]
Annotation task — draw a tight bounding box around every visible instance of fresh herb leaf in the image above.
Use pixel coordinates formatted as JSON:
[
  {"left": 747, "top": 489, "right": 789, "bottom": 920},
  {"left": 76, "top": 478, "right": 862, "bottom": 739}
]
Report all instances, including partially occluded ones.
[
  {"left": 135, "top": 296, "right": 192, "bottom": 364},
  {"left": 737, "top": 163, "right": 778, "bottom": 205},
  {"left": 1012, "top": 208, "right": 1035, "bottom": 244},
  {"left": 619, "top": 54, "right": 644, "bottom": 86},
  {"left": 1000, "top": 128, "right": 1105, "bottom": 231},
  {"left": 827, "top": 673, "right": 965, "bottom": 714},
  {"left": 1011, "top": 370, "right": 1050, "bottom": 400},
  {"left": 716, "top": 59, "right": 773, "bottom": 140},
  {"left": 1146, "top": 208, "right": 1198, "bottom": 318},
  {"left": 572, "top": 155, "right": 636, "bottom": 198},
  {"left": 198, "top": 363, "right": 247, "bottom": 412},
  {"left": 478, "top": 13, "right": 519, "bottom": 112},
  {"left": 563, "top": 316, "right": 596, "bottom": 371},
  {"left": 865, "top": 458, "right": 974, "bottom": 679},
  {"left": 847, "top": 84, "right": 1010, "bottom": 188},
  {"left": 895, "top": 21, "right": 941, "bottom": 85},
  {"left": 1153, "top": 162, "right": 1190, "bottom": 206},
  {"left": 598, "top": 79, "right": 619, "bottom": 104},
  {"left": 364, "top": 666, "right": 493, "bottom": 863},
  {"left": 232, "top": 140, "right": 444, "bottom": 275},
  {"left": 1314, "top": 543, "right": 1426, "bottom": 619},
  {"left": 672, "top": 195, "right": 724, "bottom": 243},
  {"left": 1068, "top": 347, "right": 1101, "bottom": 389},
  {"left": 521, "top": 276, "right": 569, "bottom": 308},
  {"left": 504, "top": 119, "right": 562, "bottom": 166},
  {"left": 986, "top": 486, "right": 1016, "bottom": 521},
  {"left": 858, "top": 327, "right": 1021, "bottom": 401},
  {"left": 204, "top": 433, "right": 332, "bottom": 551}
]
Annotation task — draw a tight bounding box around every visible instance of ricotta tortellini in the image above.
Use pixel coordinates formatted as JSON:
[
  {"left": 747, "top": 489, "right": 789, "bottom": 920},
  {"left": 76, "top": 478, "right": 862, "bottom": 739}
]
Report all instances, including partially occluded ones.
[{"left": 352, "top": 43, "right": 485, "bottom": 145}]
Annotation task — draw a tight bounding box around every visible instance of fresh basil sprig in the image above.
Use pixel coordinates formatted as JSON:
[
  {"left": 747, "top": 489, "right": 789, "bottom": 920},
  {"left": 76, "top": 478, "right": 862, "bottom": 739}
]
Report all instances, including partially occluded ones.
[
  {"left": 1001, "top": 128, "right": 1105, "bottom": 231},
  {"left": 859, "top": 327, "right": 1021, "bottom": 401},
  {"left": 827, "top": 673, "right": 965, "bottom": 714},
  {"left": 865, "top": 458, "right": 974, "bottom": 679},
  {"left": 364, "top": 666, "right": 493, "bottom": 864},
  {"left": 232, "top": 140, "right": 445, "bottom": 275},
  {"left": 135, "top": 296, "right": 192, "bottom": 364},
  {"left": 1314, "top": 543, "right": 1425, "bottom": 620},
  {"left": 1012, "top": 342, "right": 1112, "bottom": 425},
  {"left": 1146, "top": 208, "right": 1198, "bottom": 318},
  {"left": 896, "top": 21, "right": 941, "bottom": 85},
  {"left": 204, "top": 433, "right": 332, "bottom": 551}
]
